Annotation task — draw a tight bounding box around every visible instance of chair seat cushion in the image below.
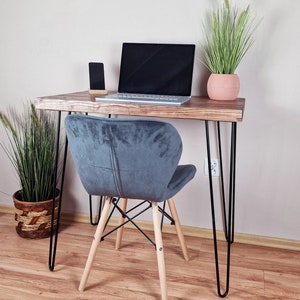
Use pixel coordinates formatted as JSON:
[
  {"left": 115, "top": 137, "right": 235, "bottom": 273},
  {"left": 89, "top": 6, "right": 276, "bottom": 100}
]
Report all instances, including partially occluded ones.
[{"left": 162, "top": 165, "right": 196, "bottom": 201}]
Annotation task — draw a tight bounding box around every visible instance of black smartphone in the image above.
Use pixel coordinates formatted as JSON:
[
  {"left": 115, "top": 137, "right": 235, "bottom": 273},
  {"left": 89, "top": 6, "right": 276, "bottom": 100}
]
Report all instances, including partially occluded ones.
[{"left": 89, "top": 62, "right": 105, "bottom": 90}]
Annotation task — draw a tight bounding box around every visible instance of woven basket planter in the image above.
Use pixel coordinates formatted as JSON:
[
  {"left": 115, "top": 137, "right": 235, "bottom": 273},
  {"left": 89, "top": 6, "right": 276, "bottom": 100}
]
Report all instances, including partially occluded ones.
[{"left": 13, "top": 190, "right": 60, "bottom": 239}]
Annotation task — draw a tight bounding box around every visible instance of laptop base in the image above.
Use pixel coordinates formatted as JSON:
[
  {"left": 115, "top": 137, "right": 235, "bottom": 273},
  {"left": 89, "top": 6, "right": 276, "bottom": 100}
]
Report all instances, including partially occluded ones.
[{"left": 96, "top": 93, "right": 191, "bottom": 106}]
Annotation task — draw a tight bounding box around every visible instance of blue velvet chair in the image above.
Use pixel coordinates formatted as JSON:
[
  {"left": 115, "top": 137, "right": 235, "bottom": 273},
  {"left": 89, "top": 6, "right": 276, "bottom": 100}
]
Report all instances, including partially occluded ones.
[{"left": 65, "top": 114, "right": 196, "bottom": 300}]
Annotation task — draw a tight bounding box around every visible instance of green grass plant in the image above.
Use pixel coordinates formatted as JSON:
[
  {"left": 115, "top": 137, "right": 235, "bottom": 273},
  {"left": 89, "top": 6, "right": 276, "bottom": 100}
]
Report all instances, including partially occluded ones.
[
  {"left": 202, "top": 0, "right": 258, "bottom": 74},
  {"left": 0, "top": 103, "right": 58, "bottom": 202}
]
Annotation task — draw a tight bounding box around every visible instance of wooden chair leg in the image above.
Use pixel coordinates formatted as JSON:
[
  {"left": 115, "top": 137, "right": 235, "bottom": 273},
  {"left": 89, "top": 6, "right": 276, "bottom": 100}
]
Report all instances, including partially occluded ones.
[
  {"left": 115, "top": 198, "right": 128, "bottom": 250},
  {"left": 167, "top": 198, "right": 189, "bottom": 261},
  {"left": 79, "top": 197, "right": 112, "bottom": 292},
  {"left": 152, "top": 202, "right": 168, "bottom": 300}
]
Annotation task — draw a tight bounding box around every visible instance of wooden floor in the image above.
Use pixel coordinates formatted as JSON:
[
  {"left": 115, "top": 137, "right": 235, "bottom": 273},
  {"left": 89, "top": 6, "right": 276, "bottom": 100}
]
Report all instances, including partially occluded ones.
[{"left": 0, "top": 212, "right": 300, "bottom": 300}]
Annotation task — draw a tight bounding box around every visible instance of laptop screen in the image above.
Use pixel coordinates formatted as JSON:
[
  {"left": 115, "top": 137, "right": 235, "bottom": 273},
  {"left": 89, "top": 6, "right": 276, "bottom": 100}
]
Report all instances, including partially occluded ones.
[{"left": 118, "top": 43, "right": 195, "bottom": 96}]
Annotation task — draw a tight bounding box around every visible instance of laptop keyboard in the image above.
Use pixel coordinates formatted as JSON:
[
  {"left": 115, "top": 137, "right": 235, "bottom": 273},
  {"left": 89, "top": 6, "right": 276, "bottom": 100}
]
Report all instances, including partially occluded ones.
[{"left": 97, "top": 93, "right": 191, "bottom": 105}]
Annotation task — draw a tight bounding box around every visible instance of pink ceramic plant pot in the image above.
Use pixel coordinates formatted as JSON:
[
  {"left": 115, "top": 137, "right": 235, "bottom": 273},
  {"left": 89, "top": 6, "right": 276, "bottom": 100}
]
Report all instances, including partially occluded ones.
[{"left": 207, "top": 74, "right": 240, "bottom": 101}]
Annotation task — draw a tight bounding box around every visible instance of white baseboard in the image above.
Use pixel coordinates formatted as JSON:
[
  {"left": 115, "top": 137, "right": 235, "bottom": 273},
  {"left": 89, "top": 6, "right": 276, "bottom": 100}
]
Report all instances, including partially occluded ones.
[{"left": 1, "top": 204, "right": 299, "bottom": 251}]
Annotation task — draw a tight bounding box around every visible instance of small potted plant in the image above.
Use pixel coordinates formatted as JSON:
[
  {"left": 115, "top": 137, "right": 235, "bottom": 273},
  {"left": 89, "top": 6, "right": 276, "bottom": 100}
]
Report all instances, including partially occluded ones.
[
  {"left": 201, "top": 0, "right": 258, "bottom": 100},
  {"left": 0, "top": 103, "right": 60, "bottom": 238}
]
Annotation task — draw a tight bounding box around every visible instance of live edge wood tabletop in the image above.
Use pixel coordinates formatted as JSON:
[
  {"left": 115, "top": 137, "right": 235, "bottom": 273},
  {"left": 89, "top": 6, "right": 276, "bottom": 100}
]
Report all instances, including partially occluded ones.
[{"left": 34, "top": 90, "right": 245, "bottom": 123}]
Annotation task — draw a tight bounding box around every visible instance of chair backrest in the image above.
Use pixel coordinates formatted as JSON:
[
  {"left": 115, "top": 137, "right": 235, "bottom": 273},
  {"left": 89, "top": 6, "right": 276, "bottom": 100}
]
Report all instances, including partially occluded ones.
[{"left": 65, "top": 115, "right": 183, "bottom": 202}]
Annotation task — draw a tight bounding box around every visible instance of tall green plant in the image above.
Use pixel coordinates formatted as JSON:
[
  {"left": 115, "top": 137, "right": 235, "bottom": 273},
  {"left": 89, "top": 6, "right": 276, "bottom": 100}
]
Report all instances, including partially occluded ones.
[
  {"left": 0, "top": 103, "right": 57, "bottom": 202},
  {"left": 202, "top": 0, "right": 258, "bottom": 74}
]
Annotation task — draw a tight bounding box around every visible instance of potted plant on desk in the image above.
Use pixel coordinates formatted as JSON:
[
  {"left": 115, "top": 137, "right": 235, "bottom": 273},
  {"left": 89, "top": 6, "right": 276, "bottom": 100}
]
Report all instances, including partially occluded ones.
[
  {"left": 0, "top": 103, "right": 60, "bottom": 239},
  {"left": 201, "top": 0, "right": 259, "bottom": 100}
]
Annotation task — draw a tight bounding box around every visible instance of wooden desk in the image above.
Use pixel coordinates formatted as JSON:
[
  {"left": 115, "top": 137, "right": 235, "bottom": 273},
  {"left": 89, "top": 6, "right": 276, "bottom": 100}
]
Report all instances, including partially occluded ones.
[
  {"left": 34, "top": 91, "right": 245, "bottom": 298},
  {"left": 35, "top": 90, "right": 244, "bottom": 122}
]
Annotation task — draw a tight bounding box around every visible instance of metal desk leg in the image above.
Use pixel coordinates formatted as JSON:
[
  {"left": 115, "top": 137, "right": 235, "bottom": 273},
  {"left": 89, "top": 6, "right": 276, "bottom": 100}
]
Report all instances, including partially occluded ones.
[
  {"left": 49, "top": 111, "right": 69, "bottom": 271},
  {"left": 89, "top": 195, "right": 103, "bottom": 225},
  {"left": 205, "top": 121, "right": 237, "bottom": 297}
]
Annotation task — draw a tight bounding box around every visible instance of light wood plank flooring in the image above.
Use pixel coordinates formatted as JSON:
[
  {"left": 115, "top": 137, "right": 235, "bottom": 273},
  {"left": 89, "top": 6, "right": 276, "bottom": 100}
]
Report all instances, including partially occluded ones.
[{"left": 0, "top": 212, "right": 299, "bottom": 300}]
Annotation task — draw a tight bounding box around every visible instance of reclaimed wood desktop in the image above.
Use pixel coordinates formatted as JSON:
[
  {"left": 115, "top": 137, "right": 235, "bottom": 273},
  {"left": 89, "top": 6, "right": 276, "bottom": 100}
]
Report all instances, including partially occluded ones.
[
  {"left": 34, "top": 90, "right": 245, "bottom": 298},
  {"left": 35, "top": 90, "right": 244, "bottom": 122}
]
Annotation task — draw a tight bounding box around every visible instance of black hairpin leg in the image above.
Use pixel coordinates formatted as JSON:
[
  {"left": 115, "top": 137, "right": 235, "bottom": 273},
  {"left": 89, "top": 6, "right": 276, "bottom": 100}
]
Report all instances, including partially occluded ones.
[
  {"left": 89, "top": 195, "right": 103, "bottom": 225},
  {"left": 205, "top": 120, "right": 237, "bottom": 297},
  {"left": 49, "top": 111, "right": 69, "bottom": 271},
  {"left": 160, "top": 200, "right": 167, "bottom": 230}
]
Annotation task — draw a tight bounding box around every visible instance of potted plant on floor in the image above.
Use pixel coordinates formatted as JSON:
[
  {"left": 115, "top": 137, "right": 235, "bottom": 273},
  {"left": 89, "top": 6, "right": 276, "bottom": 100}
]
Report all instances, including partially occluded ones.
[
  {"left": 0, "top": 103, "right": 60, "bottom": 238},
  {"left": 201, "top": 0, "right": 259, "bottom": 100}
]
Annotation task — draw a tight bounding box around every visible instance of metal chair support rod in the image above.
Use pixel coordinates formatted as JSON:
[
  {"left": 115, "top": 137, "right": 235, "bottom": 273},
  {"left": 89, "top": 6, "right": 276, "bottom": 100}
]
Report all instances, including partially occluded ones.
[{"left": 101, "top": 199, "right": 156, "bottom": 247}]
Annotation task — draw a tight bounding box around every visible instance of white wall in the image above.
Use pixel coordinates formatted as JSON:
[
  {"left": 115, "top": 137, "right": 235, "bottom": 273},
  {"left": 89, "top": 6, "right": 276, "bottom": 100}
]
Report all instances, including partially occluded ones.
[{"left": 0, "top": 0, "right": 299, "bottom": 241}]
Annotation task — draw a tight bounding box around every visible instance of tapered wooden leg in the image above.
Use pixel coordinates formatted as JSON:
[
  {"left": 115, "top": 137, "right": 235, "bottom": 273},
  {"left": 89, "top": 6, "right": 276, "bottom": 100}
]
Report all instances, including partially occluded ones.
[
  {"left": 115, "top": 198, "right": 128, "bottom": 250},
  {"left": 152, "top": 202, "right": 167, "bottom": 300},
  {"left": 167, "top": 198, "right": 189, "bottom": 261},
  {"left": 79, "top": 197, "right": 112, "bottom": 292}
]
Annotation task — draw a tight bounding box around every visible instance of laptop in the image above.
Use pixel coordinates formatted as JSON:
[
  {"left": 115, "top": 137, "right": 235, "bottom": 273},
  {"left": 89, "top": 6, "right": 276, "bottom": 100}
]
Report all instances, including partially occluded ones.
[{"left": 96, "top": 42, "right": 195, "bottom": 105}]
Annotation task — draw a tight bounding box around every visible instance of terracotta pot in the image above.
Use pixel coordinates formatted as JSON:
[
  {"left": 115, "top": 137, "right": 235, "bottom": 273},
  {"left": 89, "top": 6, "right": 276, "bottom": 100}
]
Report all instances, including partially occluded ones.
[
  {"left": 207, "top": 74, "right": 240, "bottom": 101},
  {"left": 13, "top": 190, "right": 60, "bottom": 239}
]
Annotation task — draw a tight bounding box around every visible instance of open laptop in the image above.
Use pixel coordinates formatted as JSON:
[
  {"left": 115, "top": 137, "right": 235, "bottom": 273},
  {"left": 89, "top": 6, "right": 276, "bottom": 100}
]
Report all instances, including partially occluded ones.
[{"left": 96, "top": 42, "right": 195, "bottom": 105}]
